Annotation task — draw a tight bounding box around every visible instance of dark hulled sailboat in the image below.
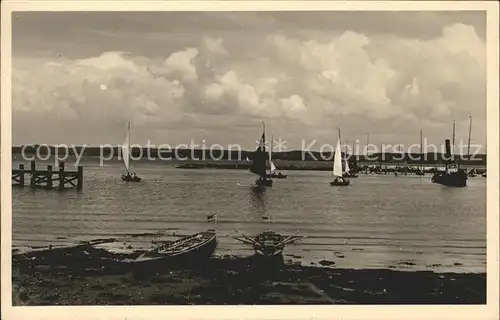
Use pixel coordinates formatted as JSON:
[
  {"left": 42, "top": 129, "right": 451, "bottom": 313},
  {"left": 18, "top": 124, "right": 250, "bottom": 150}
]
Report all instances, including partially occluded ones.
[
  {"left": 431, "top": 119, "right": 470, "bottom": 188},
  {"left": 250, "top": 122, "right": 273, "bottom": 190},
  {"left": 431, "top": 138, "right": 467, "bottom": 187},
  {"left": 343, "top": 143, "right": 358, "bottom": 178}
]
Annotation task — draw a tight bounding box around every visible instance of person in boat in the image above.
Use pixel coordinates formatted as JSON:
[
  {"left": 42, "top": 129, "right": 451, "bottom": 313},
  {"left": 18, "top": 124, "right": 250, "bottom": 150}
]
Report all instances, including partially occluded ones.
[{"left": 334, "top": 176, "right": 344, "bottom": 183}]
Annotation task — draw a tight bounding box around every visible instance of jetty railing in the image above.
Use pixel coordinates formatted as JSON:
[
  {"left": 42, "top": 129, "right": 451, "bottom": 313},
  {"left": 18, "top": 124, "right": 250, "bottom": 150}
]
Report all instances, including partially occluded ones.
[{"left": 12, "top": 160, "right": 83, "bottom": 190}]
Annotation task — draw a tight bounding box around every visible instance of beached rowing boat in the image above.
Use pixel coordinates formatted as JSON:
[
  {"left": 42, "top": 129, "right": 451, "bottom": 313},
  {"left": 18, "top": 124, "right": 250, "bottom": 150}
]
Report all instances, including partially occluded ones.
[
  {"left": 236, "top": 230, "right": 303, "bottom": 257},
  {"left": 134, "top": 229, "right": 218, "bottom": 266}
]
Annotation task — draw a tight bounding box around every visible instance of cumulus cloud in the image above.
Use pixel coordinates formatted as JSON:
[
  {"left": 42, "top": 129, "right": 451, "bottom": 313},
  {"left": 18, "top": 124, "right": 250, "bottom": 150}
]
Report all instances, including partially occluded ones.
[
  {"left": 202, "top": 36, "right": 229, "bottom": 56},
  {"left": 161, "top": 47, "right": 199, "bottom": 82},
  {"left": 12, "top": 16, "right": 486, "bottom": 148}
]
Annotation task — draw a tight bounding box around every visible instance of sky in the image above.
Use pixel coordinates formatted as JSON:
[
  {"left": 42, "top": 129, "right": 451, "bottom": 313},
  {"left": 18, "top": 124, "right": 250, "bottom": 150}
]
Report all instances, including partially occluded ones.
[{"left": 12, "top": 11, "right": 487, "bottom": 152}]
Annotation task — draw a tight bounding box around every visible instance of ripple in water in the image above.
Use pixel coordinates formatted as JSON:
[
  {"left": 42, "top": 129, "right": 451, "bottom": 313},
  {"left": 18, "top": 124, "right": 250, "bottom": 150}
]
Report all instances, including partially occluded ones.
[{"left": 12, "top": 161, "right": 486, "bottom": 273}]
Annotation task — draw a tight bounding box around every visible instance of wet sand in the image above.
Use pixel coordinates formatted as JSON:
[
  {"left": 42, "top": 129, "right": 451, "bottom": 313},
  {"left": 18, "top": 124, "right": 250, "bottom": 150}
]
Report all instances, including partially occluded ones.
[{"left": 12, "top": 245, "right": 485, "bottom": 305}]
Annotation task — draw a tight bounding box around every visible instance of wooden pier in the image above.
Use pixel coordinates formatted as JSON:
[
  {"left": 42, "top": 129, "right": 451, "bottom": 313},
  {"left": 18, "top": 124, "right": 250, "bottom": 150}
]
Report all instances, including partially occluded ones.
[{"left": 12, "top": 161, "right": 83, "bottom": 190}]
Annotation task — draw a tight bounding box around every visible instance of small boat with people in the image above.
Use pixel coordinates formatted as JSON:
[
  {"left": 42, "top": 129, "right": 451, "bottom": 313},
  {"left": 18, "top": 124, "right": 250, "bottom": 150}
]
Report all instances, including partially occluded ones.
[
  {"left": 122, "top": 172, "right": 141, "bottom": 182},
  {"left": 468, "top": 168, "right": 477, "bottom": 177},
  {"left": 330, "top": 127, "right": 350, "bottom": 186},
  {"left": 342, "top": 153, "right": 358, "bottom": 178},
  {"left": 268, "top": 171, "right": 288, "bottom": 179},
  {"left": 121, "top": 122, "right": 142, "bottom": 182},
  {"left": 265, "top": 134, "right": 288, "bottom": 179}
]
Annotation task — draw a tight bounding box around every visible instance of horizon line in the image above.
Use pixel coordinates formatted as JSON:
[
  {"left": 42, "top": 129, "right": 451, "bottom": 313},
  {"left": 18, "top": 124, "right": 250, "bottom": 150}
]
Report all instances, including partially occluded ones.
[{"left": 11, "top": 146, "right": 488, "bottom": 156}]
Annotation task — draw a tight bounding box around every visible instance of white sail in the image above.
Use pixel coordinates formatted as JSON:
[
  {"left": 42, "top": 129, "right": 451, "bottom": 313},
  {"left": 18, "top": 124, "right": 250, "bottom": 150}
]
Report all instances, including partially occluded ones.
[
  {"left": 270, "top": 161, "right": 277, "bottom": 173},
  {"left": 344, "top": 150, "right": 350, "bottom": 173},
  {"left": 268, "top": 133, "right": 276, "bottom": 174},
  {"left": 333, "top": 139, "right": 343, "bottom": 177},
  {"left": 122, "top": 123, "right": 130, "bottom": 172}
]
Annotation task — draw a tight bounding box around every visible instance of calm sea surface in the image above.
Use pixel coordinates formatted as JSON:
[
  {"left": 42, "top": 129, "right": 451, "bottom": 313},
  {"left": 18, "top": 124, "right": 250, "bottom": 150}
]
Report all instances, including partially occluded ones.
[{"left": 12, "top": 159, "right": 486, "bottom": 273}]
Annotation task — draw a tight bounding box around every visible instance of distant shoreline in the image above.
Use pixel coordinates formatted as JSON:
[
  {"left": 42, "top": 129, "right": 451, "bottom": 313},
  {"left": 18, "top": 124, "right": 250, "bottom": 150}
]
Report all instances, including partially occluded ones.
[
  {"left": 12, "top": 146, "right": 487, "bottom": 166},
  {"left": 11, "top": 156, "right": 487, "bottom": 173}
]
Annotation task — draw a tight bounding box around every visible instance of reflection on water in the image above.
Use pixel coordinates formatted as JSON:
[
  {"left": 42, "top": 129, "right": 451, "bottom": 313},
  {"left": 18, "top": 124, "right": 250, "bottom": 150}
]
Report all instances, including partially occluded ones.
[
  {"left": 249, "top": 190, "right": 267, "bottom": 217},
  {"left": 12, "top": 160, "right": 487, "bottom": 273}
]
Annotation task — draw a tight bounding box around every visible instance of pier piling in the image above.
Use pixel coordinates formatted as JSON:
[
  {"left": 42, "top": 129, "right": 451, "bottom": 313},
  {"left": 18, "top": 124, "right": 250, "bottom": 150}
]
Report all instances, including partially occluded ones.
[
  {"left": 18, "top": 164, "right": 25, "bottom": 186},
  {"left": 59, "top": 162, "right": 65, "bottom": 191},
  {"left": 30, "top": 160, "right": 36, "bottom": 188},
  {"left": 47, "top": 165, "right": 53, "bottom": 189},
  {"left": 12, "top": 161, "right": 84, "bottom": 190},
  {"left": 77, "top": 166, "right": 83, "bottom": 190}
]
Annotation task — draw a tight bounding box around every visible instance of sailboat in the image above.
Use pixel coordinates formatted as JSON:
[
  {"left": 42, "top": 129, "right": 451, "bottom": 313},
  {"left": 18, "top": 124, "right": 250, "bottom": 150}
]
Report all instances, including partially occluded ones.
[
  {"left": 431, "top": 120, "right": 467, "bottom": 187},
  {"left": 343, "top": 145, "right": 358, "bottom": 178},
  {"left": 121, "top": 122, "right": 141, "bottom": 182},
  {"left": 266, "top": 133, "right": 287, "bottom": 179},
  {"left": 468, "top": 168, "right": 477, "bottom": 177},
  {"left": 330, "top": 127, "right": 350, "bottom": 186},
  {"left": 249, "top": 122, "right": 273, "bottom": 190}
]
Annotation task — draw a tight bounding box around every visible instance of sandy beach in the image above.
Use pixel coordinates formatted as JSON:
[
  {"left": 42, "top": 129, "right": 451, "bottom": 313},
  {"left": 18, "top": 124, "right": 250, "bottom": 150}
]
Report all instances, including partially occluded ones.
[{"left": 12, "top": 245, "right": 486, "bottom": 305}]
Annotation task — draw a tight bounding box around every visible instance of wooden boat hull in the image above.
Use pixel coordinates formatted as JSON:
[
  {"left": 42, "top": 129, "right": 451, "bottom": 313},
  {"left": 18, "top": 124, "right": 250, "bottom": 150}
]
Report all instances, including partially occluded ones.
[
  {"left": 133, "top": 230, "right": 218, "bottom": 270},
  {"left": 266, "top": 174, "right": 287, "bottom": 179},
  {"left": 122, "top": 175, "right": 142, "bottom": 182},
  {"left": 252, "top": 231, "right": 285, "bottom": 257},
  {"left": 254, "top": 250, "right": 283, "bottom": 258},
  {"left": 330, "top": 178, "right": 350, "bottom": 186},
  {"left": 431, "top": 171, "right": 467, "bottom": 187}
]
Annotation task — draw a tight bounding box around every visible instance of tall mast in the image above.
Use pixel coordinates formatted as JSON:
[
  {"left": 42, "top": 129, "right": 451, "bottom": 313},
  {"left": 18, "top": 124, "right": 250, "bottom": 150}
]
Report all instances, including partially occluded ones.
[
  {"left": 270, "top": 133, "right": 273, "bottom": 163},
  {"left": 380, "top": 142, "right": 383, "bottom": 168},
  {"left": 128, "top": 121, "right": 131, "bottom": 162},
  {"left": 420, "top": 129, "right": 423, "bottom": 172},
  {"left": 260, "top": 121, "right": 266, "bottom": 152},
  {"left": 452, "top": 120, "right": 456, "bottom": 162},
  {"left": 337, "top": 127, "right": 342, "bottom": 166},
  {"left": 366, "top": 133, "right": 370, "bottom": 156},
  {"left": 263, "top": 121, "right": 267, "bottom": 174},
  {"left": 467, "top": 116, "right": 472, "bottom": 161}
]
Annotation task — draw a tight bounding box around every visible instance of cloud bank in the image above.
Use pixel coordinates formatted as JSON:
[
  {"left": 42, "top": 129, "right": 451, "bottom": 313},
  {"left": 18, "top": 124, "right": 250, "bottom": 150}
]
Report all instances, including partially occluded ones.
[{"left": 12, "top": 12, "right": 486, "bottom": 149}]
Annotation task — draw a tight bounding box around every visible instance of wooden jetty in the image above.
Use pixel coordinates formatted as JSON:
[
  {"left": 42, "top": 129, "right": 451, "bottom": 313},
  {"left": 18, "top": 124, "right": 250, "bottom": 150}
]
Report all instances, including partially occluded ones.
[{"left": 12, "top": 161, "right": 83, "bottom": 190}]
